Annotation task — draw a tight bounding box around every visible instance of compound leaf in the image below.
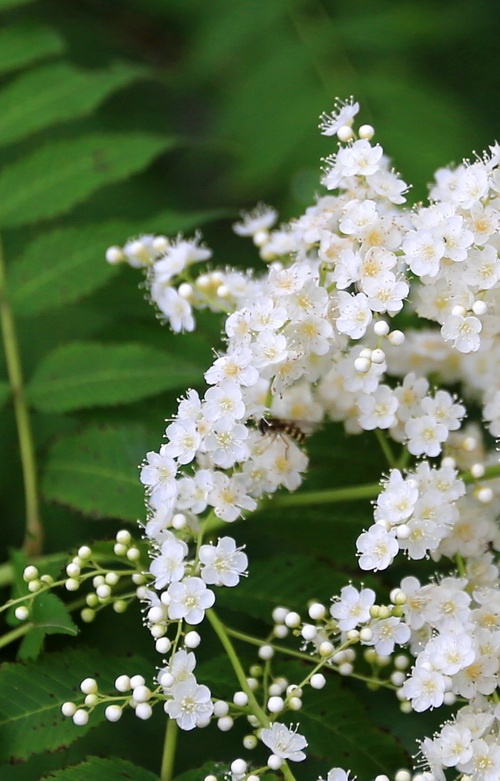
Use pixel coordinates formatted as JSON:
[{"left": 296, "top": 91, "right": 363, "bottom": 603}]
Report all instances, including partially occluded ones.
[
  {"left": 26, "top": 342, "right": 200, "bottom": 412},
  {"left": 41, "top": 424, "right": 150, "bottom": 521},
  {"left": 0, "top": 133, "right": 174, "bottom": 228}
]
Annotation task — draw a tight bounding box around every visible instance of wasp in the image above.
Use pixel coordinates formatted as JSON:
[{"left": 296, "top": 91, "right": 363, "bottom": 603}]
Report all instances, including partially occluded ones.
[{"left": 257, "top": 416, "right": 316, "bottom": 444}]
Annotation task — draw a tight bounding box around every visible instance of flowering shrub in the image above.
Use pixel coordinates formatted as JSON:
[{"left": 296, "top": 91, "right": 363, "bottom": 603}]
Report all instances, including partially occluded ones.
[{"left": 4, "top": 97, "right": 500, "bottom": 781}]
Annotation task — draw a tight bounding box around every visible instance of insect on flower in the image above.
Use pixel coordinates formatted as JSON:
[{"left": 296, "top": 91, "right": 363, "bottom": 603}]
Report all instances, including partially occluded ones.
[{"left": 257, "top": 416, "right": 317, "bottom": 445}]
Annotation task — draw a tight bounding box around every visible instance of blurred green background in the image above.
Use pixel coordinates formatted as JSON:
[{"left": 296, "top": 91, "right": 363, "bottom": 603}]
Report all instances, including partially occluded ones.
[{"left": 0, "top": 0, "right": 499, "bottom": 778}]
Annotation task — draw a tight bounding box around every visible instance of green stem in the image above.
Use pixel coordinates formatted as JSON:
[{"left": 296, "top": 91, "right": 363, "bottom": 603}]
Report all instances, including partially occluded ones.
[
  {"left": 225, "top": 627, "right": 395, "bottom": 690},
  {"left": 0, "top": 234, "right": 42, "bottom": 557},
  {"left": 461, "top": 464, "right": 500, "bottom": 484},
  {"left": 375, "top": 429, "right": 396, "bottom": 467},
  {"left": 269, "top": 482, "right": 381, "bottom": 507},
  {"left": 0, "top": 623, "right": 30, "bottom": 649},
  {"left": 207, "top": 609, "right": 269, "bottom": 727},
  {"left": 160, "top": 717, "right": 178, "bottom": 781}
]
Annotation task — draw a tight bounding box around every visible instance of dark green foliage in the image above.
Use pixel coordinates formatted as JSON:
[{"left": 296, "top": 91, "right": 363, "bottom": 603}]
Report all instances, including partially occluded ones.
[
  {"left": 41, "top": 424, "right": 150, "bottom": 521},
  {"left": 38, "top": 756, "right": 161, "bottom": 781},
  {"left": 0, "top": 648, "right": 151, "bottom": 763},
  {"left": 0, "top": 0, "right": 498, "bottom": 778}
]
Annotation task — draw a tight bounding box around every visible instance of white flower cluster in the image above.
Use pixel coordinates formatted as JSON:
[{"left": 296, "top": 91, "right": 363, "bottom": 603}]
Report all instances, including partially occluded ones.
[{"left": 99, "top": 98, "right": 500, "bottom": 780}]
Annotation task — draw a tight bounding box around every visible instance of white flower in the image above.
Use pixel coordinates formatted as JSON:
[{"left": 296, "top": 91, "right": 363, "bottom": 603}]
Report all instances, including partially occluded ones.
[
  {"left": 164, "top": 677, "right": 214, "bottom": 730},
  {"left": 159, "top": 649, "right": 196, "bottom": 692},
  {"left": 165, "top": 577, "right": 215, "bottom": 625},
  {"left": 208, "top": 472, "right": 257, "bottom": 522},
  {"left": 202, "top": 417, "right": 250, "bottom": 469},
  {"left": 318, "top": 97, "right": 360, "bottom": 136},
  {"left": 356, "top": 524, "right": 399, "bottom": 571},
  {"left": 203, "top": 381, "right": 246, "bottom": 422},
  {"left": 260, "top": 722, "right": 308, "bottom": 762},
  {"left": 140, "top": 446, "right": 178, "bottom": 507},
  {"left": 374, "top": 470, "right": 419, "bottom": 525},
  {"left": 357, "top": 385, "right": 399, "bottom": 430},
  {"left": 205, "top": 348, "right": 259, "bottom": 387},
  {"left": 176, "top": 469, "right": 214, "bottom": 514},
  {"left": 441, "top": 313, "right": 482, "bottom": 353},
  {"left": 401, "top": 664, "right": 447, "bottom": 711},
  {"left": 405, "top": 414, "right": 449, "bottom": 457},
  {"left": 459, "top": 738, "right": 500, "bottom": 780},
  {"left": 233, "top": 203, "right": 277, "bottom": 237},
  {"left": 402, "top": 229, "right": 445, "bottom": 278},
  {"left": 149, "top": 532, "right": 188, "bottom": 589},
  {"left": 199, "top": 537, "right": 248, "bottom": 587},
  {"left": 153, "top": 286, "right": 195, "bottom": 332},
  {"left": 164, "top": 418, "right": 201, "bottom": 464},
  {"left": 335, "top": 291, "right": 372, "bottom": 339},
  {"left": 437, "top": 723, "right": 473, "bottom": 767},
  {"left": 325, "top": 770, "right": 354, "bottom": 781},
  {"left": 330, "top": 585, "right": 375, "bottom": 631},
  {"left": 367, "top": 616, "right": 411, "bottom": 656}
]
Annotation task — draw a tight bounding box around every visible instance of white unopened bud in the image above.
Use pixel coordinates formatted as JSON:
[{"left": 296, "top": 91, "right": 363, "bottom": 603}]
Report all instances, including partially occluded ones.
[
  {"left": 359, "top": 124, "right": 375, "bottom": 140},
  {"left": 388, "top": 329, "right": 405, "bottom": 346},
  {"left": 23, "top": 565, "right": 39, "bottom": 581},
  {"left": 233, "top": 691, "right": 248, "bottom": 707},
  {"left": 258, "top": 645, "right": 274, "bottom": 660},
  {"left": 213, "top": 700, "right": 229, "bottom": 717},
  {"left": 116, "top": 529, "right": 131, "bottom": 545},
  {"left": 477, "top": 486, "right": 493, "bottom": 504},
  {"left": 72, "top": 709, "right": 89, "bottom": 726},
  {"left": 370, "top": 348, "right": 385, "bottom": 364},
  {"left": 217, "top": 716, "right": 234, "bottom": 731},
  {"left": 267, "top": 754, "right": 283, "bottom": 770},
  {"left": 337, "top": 125, "right": 354, "bottom": 142},
  {"left": 267, "top": 696, "right": 284, "bottom": 713},
  {"left": 105, "top": 246, "right": 124, "bottom": 264},
  {"left": 230, "top": 759, "right": 247, "bottom": 776},
  {"left": 155, "top": 637, "right": 171, "bottom": 654},
  {"left": 284, "top": 611, "right": 300, "bottom": 628},
  {"left": 184, "top": 631, "right": 201, "bottom": 648},
  {"left": 272, "top": 606, "right": 289, "bottom": 623},
  {"left": 472, "top": 299, "right": 487, "bottom": 315},
  {"left": 135, "top": 703, "right": 153, "bottom": 720},
  {"left": 105, "top": 704, "right": 122, "bottom": 722},
  {"left": 310, "top": 673, "right": 326, "bottom": 689},
  {"left": 15, "top": 606, "right": 29, "bottom": 621},
  {"left": 470, "top": 463, "right": 485, "bottom": 478},
  {"left": 178, "top": 283, "right": 193, "bottom": 300},
  {"left": 354, "top": 357, "right": 371, "bottom": 374},
  {"left": 308, "top": 602, "right": 326, "bottom": 620},
  {"left": 243, "top": 734, "right": 258, "bottom": 750},
  {"left": 373, "top": 320, "right": 389, "bottom": 336}
]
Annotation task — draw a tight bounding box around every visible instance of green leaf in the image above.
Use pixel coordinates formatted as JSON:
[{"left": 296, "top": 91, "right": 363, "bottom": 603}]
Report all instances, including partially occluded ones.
[
  {"left": 174, "top": 762, "right": 228, "bottom": 781},
  {"left": 298, "top": 673, "right": 409, "bottom": 775},
  {"left": 0, "top": 648, "right": 151, "bottom": 762},
  {"left": 9, "top": 210, "right": 225, "bottom": 317},
  {"left": 216, "top": 552, "right": 349, "bottom": 620},
  {"left": 0, "top": 61, "right": 146, "bottom": 148},
  {"left": 18, "top": 592, "right": 78, "bottom": 661},
  {"left": 9, "top": 223, "right": 121, "bottom": 316},
  {"left": 0, "top": 0, "right": 34, "bottom": 9},
  {"left": 41, "top": 424, "right": 149, "bottom": 521},
  {"left": 26, "top": 342, "right": 200, "bottom": 412},
  {"left": 0, "top": 23, "right": 65, "bottom": 76},
  {"left": 0, "top": 379, "right": 10, "bottom": 407},
  {"left": 39, "top": 756, "right": 160, "bottom": 781},
  {"left": 0, "top": 132, "right": 175, "bottom": 228}
]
